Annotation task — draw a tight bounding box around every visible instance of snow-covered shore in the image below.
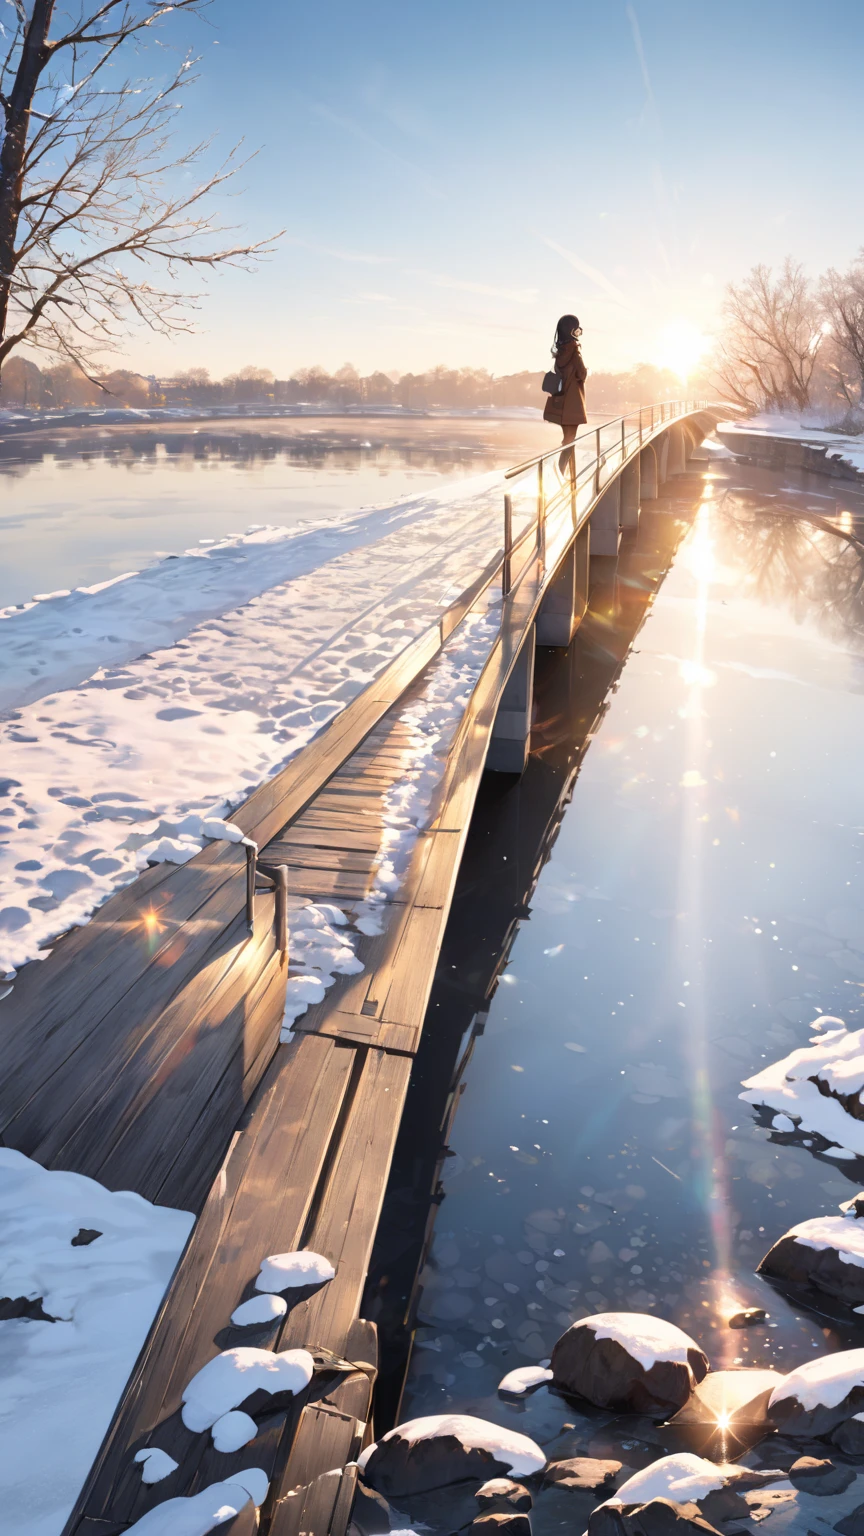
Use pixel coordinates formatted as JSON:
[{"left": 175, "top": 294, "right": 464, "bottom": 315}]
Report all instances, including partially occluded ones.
[
  {"left": 721, "top": 412, "right": 864, "bottom": 479},
  {"left": 0, "top": 475, "right": 511, "bottom": 975}
]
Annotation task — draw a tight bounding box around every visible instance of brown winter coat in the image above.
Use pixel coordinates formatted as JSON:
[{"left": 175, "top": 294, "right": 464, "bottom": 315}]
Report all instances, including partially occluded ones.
[{"left": 543, "top": 339, "right": 588, "bottom": 427}]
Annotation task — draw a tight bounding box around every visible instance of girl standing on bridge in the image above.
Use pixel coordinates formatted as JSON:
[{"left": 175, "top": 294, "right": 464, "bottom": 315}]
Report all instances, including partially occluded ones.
[{"left": 543, "top": 313, "right": 587, "bottom": 472}]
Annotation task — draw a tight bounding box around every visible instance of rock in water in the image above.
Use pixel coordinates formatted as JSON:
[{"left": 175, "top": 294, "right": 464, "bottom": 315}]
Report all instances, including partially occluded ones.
[
  {"left": 357, "top": 1414, "right": 545, "bottom": 1498},
  {"left": 768, "top": 1350, "right": 864, "bottom": 1438},
  {"left": 544, "top": 1457, "right": 621, "bottom": 1492},
  {"left": 551, "top": 1313, "right": 709, "bottom": 1416},
  {"left": 471, "top": 1515, "right": 532, "bottom": 1535},
  {"left": 788, "top": 1457, "right": 856, "bottom": 1496},
  {"left": 728, "top": 1308, "right": 767, "bottom": 1328},
  {"left": 588, "top": 1498, "right": 722, "bottom": 1536},
  {"left": 476, "top": 1479, "right": 533, "bottom": 1512},
  {"left": 759, "top": 1217, "right": 864, "bottom": 1307}
]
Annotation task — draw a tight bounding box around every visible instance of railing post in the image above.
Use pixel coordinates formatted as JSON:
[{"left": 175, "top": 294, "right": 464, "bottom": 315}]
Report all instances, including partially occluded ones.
[
  {"left": 537, "top": 459, "right": 545, "bottom": 565},
  {"left": 621, "top": 416, "right": 626, "bottom": 467},
  {"left": 594, "top": 427, "right": 601, "bottom": 497},
  {"left": 502, "top": 492, "right": 512, "bottom": 598}
]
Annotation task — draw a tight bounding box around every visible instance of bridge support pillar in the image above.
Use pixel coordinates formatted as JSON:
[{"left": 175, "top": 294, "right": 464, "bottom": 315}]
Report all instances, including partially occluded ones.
[
  {"left": 667, "top": 424, "right": 687, "bottom": 475},
  {"left": 640, "top": 444, "right": 658, "bottom": 500},
  {"left": 486, "top": 626, "right": 536, "bottom": 775},
  {"left": 620, "top": 455, "right": 640, "bottom": 529},
  {"left": 657, "top": 433, "right": 670, "bottom": 485},
  {"left": 536, "top": 522, "right": 589, "bottom": 646},
  {"left": 590, "top": 477, "right": 621, "bottom": 558}
]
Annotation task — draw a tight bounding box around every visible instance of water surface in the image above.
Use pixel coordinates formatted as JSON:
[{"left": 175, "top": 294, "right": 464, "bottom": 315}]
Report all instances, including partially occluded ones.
[{"left": 368, "top": 452, "right": 864, "bottom": 1531}]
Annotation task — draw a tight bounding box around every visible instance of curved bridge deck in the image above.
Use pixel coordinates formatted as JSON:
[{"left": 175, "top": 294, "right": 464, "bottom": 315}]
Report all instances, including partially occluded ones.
[{"left": 0, "top": 402, "right": 722, "bottom": 1535}]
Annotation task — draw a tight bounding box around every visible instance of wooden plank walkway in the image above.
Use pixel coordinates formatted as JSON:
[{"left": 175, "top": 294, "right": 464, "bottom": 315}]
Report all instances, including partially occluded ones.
[{"left": 44, "top": 412, "right": 720, "bottom": 1535}]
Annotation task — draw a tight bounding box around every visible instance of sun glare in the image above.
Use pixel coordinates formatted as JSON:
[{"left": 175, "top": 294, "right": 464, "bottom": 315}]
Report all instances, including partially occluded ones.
[{"left": 656, "top": 319, "right": 711, "bottom": 382}]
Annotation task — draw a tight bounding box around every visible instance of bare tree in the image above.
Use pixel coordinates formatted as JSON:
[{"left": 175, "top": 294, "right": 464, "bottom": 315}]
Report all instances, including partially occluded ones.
[
  {"left": 819, "top": 253, "right": 864, "bottom": 409},
  {"left": 713, "top": 260, "right": 823, "bottom": 413},
  {"left": 0, "top": 0, "right": 277, "bottom": 381}
]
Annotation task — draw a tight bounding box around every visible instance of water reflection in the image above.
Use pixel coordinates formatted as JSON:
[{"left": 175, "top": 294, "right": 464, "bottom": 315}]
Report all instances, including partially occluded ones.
[
  {"left": 368, "top": 453, "right": 864, "bottom": 1534},
  {"left": 0, "top": 416, "right": 551, "bottom": 608}
]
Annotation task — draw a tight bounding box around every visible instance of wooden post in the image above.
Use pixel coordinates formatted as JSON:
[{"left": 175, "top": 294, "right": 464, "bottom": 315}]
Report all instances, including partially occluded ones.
[
  {"left": 502, "top": 492, "right": 512, "bottom": 597},
  {"left": 486, "top": 627, "right": 536, "bottom": 775}
]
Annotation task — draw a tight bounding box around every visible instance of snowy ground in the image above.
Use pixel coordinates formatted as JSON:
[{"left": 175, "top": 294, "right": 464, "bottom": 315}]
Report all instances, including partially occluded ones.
[
  {"left": 0, "top": 472, "right": 529, "bottom": 976},
  {"left": 0, "top": 1149, "right": 192, "bottom": 1536},
  {"left": 724, "top": 413, "right": 864, "bottom": 479}
]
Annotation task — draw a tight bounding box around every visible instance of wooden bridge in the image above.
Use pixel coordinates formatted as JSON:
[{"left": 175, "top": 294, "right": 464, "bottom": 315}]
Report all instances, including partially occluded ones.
[{"left": 0, "top": 401, "right": 723, "bottom": 1535}]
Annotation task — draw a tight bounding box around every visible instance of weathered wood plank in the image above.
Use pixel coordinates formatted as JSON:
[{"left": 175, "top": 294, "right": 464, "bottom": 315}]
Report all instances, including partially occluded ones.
[{"left": 71, "top": 1033, "right": 353, "bottom": 1528}]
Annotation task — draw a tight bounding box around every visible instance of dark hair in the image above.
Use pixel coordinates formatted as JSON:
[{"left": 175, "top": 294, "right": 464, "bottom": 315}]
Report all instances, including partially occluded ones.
[{"left": 554, "top": 314, "right": 581, "bottom": 352}]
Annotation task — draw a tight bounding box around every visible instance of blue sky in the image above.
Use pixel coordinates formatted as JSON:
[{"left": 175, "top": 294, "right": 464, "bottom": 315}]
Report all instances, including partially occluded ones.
[{"left": 132, "top": 0, "right": 864, "bottom": 379}]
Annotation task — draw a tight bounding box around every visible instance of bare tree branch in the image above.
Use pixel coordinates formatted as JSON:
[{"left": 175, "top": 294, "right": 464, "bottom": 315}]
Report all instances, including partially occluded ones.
[{"left": 0, "top": 0, "right": 280, "bottom": 373}]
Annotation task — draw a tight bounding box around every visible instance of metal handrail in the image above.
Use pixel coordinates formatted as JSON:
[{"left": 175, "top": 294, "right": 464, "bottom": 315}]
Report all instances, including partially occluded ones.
[{"left": 504, "top": 397, "right": 713, "bottom": 481}]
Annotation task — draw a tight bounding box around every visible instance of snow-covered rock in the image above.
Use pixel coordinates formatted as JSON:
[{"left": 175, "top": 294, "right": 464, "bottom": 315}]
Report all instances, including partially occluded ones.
[
  {"left": 476, "top": 1478, "right": 533, "bottom": 1511},
  {"left": 181, "top": 1347, "right": 314, "bottom": 1432},
  {"left": 254, "top": 1249, "right": 335, "bottom": 1292},
  {"left": 767, "top": 1349, "right": 864, "bottom": 1436},
  {"left": 357, "top": 1414, "right": 545, "bottom": 1498},
  {"left": 471, "top": 1513, "right": 531, "bottom": 1535},
  {"left": 669, "top": 1368, "right": 785, "bottom": 1426},
  {"left": 497, "top": 1364, "right": 552, "bottom": 1396},
  {"left": 787, "top": 1456, "right": 855, "bottom": 1495},
  {"left": 550, "top": 1313, "right": 709, "bottom": 1416},
  {"left": 0, "top": 1149, "right": 193, "bottom": 1536},
  {"left": 125, "top": 1467, "right": 269, "bottom": 1534},
  {"left": 605, "top": 1454, "right": 786, "bottom": 1532},
  {"left": 758, "top": 1215, "right": 864, "bottom": 1305},
  {"left": 740, "top": 1019, "right": 864, "bottom": 1157},
  {"left": 588, "top": 1496, "right": 723, "bottom": 1536},
  {"left": 833, "top": 1413, "right": 864, "bottom": 1456},
  {"left": 609, "top": 1456, "right": 727, "bottom": 1508}
]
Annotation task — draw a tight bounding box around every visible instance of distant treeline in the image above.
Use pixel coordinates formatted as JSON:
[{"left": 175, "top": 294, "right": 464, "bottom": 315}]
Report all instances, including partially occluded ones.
[{"left": 0, "top": 358, "right": 686, "bottom": 414}]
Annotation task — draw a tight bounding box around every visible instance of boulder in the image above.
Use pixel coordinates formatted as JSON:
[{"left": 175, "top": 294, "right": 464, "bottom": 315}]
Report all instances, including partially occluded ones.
[
  {"left": 758, "top": 1218, "right": 864, "bottom": 1307},
  {"left": 588, "top": 1498, "right": 722, "bottom": 1536},
  {"left": 470, "top": 1515, "right": 531, "bottom": 1536},
  {"left": 728, "top": 1308, "right": 767, "bottom": 1329},
  {"left": 833, "top": 1415, "right": 864, "bottom": 1458},
  {"left": 788, "top": 1457, "right": 856, "bottom": 1496},
  {"left": 551, "top": 1314, "right": 709, "bottom": 1417},
  {"left": 767, "top": 1350, "right": 864, "bottom": 1438},
  {"left": 358, "top": 1415, "right": 545, "bottom": 1499},
  {"left": 476, "top": 1479, "right": 533, "bottom": 1513},
  {"left": 544, "top": 1457, "right": 621, "bottom": 1493}
]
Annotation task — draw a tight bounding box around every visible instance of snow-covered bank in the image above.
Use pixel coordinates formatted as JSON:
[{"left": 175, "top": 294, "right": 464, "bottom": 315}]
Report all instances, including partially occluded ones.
[
  {"left": 0, "top": 477, "right": 507, "bottom": 974},
  {"left": 0, "top": 1149, "right": 192, "bottom": 1536},
  {"left": 0, "top": 474, "right": 500, "bottom": 716},
  {"left": 740, "top": 1016, "right": 864, "bottom": 1156},
  {"left": 722, "top": 412, "right": 864, "bottom": 479}
]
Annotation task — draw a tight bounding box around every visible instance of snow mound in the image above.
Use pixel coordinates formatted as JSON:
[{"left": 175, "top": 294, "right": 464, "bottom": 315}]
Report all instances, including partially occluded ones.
[
  {"left": 611, "top": 1454, "right": 726, "bottom": 1507},
  {"left": 581, "top": 1313, "right": 701, "bottom": 1372},
  {"left": 210, "top": 1410, "right": 257, "bottom": 1453},
  {"left": 135, "top": 1448, "right": 180, "bottom": 1485},
  {"left": 498, "top": 1365, "right": 553, "bottom": 1396},
  {"left": 740, "top": 1020, "right": 864, "bottom": 1156},
  {"left": 181, "top": 1347, "right": 314, "bottom": 1432},
  {"left": 358, "top": 1414, "right": 545, "bottom": 1479},
  {"left": 0, "top": 1148, "right": 193, "bottom": 1536},
  {"left": 786, "top": 1216, "right": 864, "bottom": 1267},
  {"left": 126, "top": 1468, "right": 269, "bottom": 1534},
  {"left": 769, "top": 1349, "right": 864, "bottom": 1412},
  {"left": 230, "top": 1293, "right": 287, "bottom": 1326},
  {"left": 670, "top": 1368, "right": 784, "bottom": 1425},
  {"left": 254, "top": 1250, "right": 335, "bottom": 1291}
]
